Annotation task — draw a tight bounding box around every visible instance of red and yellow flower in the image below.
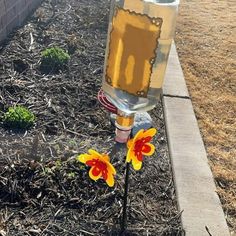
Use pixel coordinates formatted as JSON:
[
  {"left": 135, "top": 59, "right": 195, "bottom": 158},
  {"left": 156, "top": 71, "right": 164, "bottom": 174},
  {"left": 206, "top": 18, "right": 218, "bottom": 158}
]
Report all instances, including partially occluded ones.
[
  {"left": 126, "top": 128, "right": 157, "bottom": 170},
  {"left": 77, "top": 149, "right": 116, "bottom": 187}
]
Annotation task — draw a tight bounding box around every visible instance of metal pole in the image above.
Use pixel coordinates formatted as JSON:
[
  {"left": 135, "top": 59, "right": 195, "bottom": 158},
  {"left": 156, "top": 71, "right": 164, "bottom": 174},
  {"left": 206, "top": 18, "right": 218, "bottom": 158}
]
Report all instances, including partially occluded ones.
[{"left": 120, "top": 162, "right": 130, "bottom": 235}]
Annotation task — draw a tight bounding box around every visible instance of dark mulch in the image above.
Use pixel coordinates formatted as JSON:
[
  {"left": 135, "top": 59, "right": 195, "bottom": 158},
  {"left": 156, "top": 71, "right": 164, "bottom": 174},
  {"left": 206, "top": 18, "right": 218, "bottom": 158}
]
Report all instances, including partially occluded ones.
[{"left": 0, "top": 0, "right": 183, "bottom": 235}]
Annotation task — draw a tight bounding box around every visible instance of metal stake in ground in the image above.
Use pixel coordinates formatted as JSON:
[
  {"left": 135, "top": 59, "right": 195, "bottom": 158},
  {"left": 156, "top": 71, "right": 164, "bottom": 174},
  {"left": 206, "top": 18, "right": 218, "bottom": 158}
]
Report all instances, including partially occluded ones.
[{"left": 120, "top": 161, "right": 131, "bottom": 235}]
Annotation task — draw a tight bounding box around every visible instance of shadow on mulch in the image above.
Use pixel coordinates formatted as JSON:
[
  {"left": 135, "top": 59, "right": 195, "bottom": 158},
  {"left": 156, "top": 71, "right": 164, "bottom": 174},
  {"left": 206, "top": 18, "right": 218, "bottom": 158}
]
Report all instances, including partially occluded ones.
[{"left": 0, "top": 0, "right": 184, "bottom": 235}]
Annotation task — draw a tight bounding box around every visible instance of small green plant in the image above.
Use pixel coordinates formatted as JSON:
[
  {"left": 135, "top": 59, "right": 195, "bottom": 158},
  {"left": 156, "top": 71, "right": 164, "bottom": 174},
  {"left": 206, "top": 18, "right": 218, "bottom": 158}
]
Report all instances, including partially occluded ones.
[
  {"left": 41, "top": 47, "right": 70, "bottom": 72},
  {"left": 67, "top": 172, "right": 76, "bottom": 179},
  {"left": 3, "top": 106, "right": 36, "bottom": 129}
]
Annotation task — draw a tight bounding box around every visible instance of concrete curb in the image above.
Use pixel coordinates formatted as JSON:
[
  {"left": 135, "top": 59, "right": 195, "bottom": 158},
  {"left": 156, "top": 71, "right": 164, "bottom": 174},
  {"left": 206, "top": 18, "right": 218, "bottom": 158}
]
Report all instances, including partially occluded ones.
[{"left": 162, "top": 43, "right": 230, "bottom": 236}]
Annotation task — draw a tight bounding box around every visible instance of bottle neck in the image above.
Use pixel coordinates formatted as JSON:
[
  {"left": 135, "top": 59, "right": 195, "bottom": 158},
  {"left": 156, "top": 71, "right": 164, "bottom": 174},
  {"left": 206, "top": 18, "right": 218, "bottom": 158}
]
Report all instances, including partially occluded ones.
[{"left": 115, "top": 110, "right": 134, "bottom": 143}]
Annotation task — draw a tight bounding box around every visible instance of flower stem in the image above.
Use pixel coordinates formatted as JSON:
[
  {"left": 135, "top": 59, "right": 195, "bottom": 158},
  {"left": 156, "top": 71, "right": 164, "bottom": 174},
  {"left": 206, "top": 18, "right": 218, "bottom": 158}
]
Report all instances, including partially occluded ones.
[{"left": 120, "top": 161, "right": 130, "bottom": 234}]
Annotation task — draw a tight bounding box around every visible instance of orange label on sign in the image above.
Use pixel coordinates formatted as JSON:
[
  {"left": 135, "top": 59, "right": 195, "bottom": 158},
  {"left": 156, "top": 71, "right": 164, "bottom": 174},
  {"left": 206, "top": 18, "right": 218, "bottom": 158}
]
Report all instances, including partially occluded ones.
[{"left": 106, "top": 8, "right": 162, "bottom": 97}]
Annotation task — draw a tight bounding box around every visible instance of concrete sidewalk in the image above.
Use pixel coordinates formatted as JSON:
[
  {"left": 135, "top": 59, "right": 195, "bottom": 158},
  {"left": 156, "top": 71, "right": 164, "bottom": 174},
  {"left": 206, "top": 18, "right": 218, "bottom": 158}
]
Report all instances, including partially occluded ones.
[{"left": 162, "top": 43, "right": 230, "bottom": 236}]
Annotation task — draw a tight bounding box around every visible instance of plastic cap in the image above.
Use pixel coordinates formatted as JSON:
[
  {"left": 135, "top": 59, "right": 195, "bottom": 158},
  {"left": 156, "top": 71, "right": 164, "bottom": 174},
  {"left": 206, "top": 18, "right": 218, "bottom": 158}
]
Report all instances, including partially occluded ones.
[{"left": 115, "top": 128, "right": 131, "bottom": 143}]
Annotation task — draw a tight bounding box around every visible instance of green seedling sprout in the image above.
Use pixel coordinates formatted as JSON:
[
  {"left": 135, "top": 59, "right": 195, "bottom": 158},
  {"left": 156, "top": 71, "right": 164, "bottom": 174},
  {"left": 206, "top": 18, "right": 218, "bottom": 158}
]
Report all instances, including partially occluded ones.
[
  {"left": 3, "top": 105, "right": 36, "bottom": 129},
  {"left": 41, "top": 46, "right": 70, "bottom": 72}
]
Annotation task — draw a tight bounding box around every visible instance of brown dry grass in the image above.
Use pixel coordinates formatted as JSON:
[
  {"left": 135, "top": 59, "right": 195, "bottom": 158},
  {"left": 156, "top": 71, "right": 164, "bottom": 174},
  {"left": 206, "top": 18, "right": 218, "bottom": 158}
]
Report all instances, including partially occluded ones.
[{"left": 175, "top": 0, "right": 236, "bottom": 233}]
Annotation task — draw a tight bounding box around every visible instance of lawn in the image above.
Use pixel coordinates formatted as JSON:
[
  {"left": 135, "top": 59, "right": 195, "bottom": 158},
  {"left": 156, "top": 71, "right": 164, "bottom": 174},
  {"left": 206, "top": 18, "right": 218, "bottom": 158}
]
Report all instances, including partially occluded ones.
[{"left": 175, "top": 0, "right": 236, "bottom": 233}]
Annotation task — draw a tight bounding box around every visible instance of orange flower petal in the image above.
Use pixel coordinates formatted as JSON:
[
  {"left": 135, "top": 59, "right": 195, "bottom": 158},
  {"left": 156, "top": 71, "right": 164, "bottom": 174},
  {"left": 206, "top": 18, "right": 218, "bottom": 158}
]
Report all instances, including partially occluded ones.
[
  {"left": 126, "top": 146, "right": 135, "bottom": 163},
  {"left": 88, "top": 149, "right": 101, "bottom": 158},
  {"left": 132, "top": 159, "right": 142, "bottom": 170},
  {"left": 89, "top": 167, "right": 102, "bottom": 181},
  {"left": 143, "top": 128, "right": 157, "bottom": 138},
  {"left": 107, "top": 162, "right": 116, "bottom": 175},
  {"left": 106, "top": 172, "right": 115, "bottom": 187},
  {"left": 133, "top": 129, "right": 145, "bottom": 143},
  {"left": 127, "top": 139, "right": 133, "bottom": 149},
  {"left": 143, "top": 143, "right": 155, "bottom": 156},
  {"left": 77, "top": 154, "right": 93, "bottom": 163},
  {"left": 101, "top": 154, "right": 110, "bottom": 163}
]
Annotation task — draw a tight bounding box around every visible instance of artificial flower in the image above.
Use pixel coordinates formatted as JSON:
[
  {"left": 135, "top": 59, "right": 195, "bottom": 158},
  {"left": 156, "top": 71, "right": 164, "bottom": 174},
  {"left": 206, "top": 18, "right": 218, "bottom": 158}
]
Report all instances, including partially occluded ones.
[
  {"left": 126, "top": 128, "right": 157, "bottom": 170},
  {"left": 77, "top": 149, "right": 116, "bottom": 187}
]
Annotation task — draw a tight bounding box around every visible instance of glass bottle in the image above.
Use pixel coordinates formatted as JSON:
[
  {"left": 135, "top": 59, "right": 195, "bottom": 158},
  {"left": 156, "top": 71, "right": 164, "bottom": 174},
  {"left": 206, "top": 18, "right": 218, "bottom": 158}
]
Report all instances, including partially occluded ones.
[{"left": 102, "top": 0, "right": 179, "bottom": 142}]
